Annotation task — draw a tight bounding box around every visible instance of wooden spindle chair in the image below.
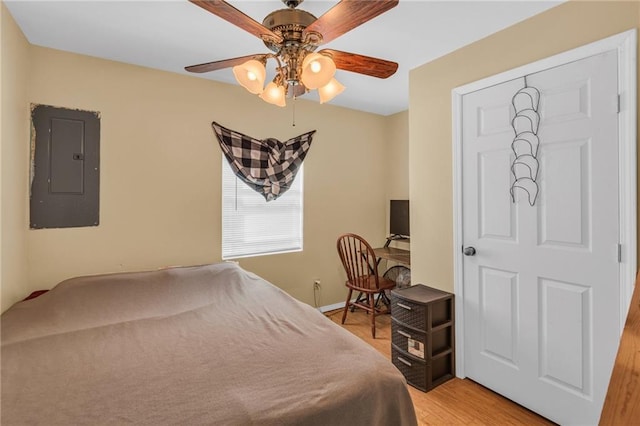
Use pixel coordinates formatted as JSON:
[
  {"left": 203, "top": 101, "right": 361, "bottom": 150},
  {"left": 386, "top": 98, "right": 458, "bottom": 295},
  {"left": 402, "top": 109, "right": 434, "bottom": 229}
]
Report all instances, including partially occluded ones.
[{"left": 336, "top": 233, "right": 396, "bottom": 338}]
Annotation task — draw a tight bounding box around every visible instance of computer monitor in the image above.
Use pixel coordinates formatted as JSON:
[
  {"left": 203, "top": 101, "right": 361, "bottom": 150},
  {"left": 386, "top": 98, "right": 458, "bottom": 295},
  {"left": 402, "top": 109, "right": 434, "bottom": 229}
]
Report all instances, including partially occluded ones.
[{"left": 389, "top": 200, "right": 409, "bottom": 237}]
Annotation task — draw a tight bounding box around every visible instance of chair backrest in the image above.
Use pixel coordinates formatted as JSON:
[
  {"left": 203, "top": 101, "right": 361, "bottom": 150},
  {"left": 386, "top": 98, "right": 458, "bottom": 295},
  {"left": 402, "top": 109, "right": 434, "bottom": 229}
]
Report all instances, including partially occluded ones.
[{"left": 336, "top": 233, "right": 381, "bottom": 291}]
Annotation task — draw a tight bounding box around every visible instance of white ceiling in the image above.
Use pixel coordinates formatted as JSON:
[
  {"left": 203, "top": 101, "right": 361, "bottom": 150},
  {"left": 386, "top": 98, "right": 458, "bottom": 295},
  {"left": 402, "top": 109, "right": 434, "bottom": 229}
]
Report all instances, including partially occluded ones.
[{"left": 5, "top": 0, "right": 561, "bottom": 116}]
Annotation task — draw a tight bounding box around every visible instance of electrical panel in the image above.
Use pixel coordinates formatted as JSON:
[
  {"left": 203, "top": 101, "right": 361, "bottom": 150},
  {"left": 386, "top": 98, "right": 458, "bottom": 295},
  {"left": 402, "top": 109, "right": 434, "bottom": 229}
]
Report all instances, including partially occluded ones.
[{"left": 30, "top": 105, "right": 100, "bottom": 229}]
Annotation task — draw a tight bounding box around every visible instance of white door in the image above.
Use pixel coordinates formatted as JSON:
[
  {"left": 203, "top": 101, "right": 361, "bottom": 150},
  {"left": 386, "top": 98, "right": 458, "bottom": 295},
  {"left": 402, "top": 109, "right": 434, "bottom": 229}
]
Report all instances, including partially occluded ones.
[{"left": 461, "top": 50, "right": 619, "bottom": 425}]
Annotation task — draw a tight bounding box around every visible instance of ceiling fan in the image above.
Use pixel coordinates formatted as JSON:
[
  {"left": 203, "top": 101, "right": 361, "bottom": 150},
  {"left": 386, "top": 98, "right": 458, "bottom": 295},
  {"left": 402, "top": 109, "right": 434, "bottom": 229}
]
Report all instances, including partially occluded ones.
[{"left": 185, "top": 0, "right": 399, "bottom": 107}]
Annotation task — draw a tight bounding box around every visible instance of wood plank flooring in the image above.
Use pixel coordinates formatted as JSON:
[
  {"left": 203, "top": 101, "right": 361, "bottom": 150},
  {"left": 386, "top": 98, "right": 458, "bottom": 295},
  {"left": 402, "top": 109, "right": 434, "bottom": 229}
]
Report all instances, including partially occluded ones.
[
  {"left": 326, "top": 309, "right": 554, "bottom": 425},
  {"left": 600, "top": 272, "right": 640, "bottom": 425}
]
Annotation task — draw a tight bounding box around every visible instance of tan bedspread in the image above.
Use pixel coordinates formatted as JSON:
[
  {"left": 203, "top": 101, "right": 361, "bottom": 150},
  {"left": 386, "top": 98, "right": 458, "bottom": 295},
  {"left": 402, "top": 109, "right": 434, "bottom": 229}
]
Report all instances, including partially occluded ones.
[{"left": 1, "top": 263, "right": 417, "bottom": 425}]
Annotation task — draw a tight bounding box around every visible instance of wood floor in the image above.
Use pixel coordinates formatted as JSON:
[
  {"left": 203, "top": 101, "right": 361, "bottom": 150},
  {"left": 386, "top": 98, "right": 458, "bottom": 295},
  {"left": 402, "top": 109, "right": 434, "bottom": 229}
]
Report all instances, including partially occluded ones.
[{"left": 326, "top": 309, "right": 554, "bottom": 426}]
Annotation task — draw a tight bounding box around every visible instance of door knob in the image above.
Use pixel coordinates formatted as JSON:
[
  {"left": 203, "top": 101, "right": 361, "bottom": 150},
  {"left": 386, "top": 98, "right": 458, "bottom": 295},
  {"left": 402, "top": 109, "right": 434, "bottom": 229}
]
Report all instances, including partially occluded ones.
[{"left": 463, "top": 246, "right": 476, "bottom": 256}]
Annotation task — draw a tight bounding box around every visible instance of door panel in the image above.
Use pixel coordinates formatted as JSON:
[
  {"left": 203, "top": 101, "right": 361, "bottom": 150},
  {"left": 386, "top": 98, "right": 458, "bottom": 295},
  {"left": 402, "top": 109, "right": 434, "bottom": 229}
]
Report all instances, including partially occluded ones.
[
  {"left": 539, "top": 139, "right": 590, "bottom": 248},
  {"left": 479, "top": 103, "right": 513, "bottom": 136},
  {"left": 539, "top": 278, "right": 591, "bottom": 396},
  {"left": 461, "top": 50, "right": 619, "bottom": 425},
  {"left": 543, "top": 79, "right": 590, "bottom": 123},
  {"left": 479, "top": 150, "right": 516, "bottom": 240},
  {"left": 479, "top": 267, "right": 519, "bottom": 367}
]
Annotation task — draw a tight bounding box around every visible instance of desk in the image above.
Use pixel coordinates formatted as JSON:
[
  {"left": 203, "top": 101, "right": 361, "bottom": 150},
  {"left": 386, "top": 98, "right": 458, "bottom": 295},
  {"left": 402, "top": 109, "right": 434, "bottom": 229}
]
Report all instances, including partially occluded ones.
[
  {"left": 357, "top": 244, "right": 410, "bottom": 308},
  {"left": 374, "top": 247, "right": 410, "bottom": 265}
]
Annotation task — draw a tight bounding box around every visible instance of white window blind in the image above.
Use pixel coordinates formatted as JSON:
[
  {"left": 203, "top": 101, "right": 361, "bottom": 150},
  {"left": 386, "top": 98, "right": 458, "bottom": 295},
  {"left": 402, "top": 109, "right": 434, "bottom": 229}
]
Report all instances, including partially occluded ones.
[{"left": 222, "top": 160, "right": 303, "bottom": 259}]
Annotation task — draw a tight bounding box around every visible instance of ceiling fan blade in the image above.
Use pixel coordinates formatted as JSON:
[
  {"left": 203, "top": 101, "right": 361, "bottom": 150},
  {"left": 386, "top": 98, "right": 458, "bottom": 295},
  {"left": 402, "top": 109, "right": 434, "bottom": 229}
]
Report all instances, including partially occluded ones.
[
  {"left": 189, "top": 0, "right": 283, "bottom": 44},
  {"left": 319, "top": 49, "right": 398, "bottom": 79},
  {"left": 303, "top": 0, "right": 398, "bottom": 45},
  {"left": 185, "top": 54, "right": 266, "bottom": 73}
]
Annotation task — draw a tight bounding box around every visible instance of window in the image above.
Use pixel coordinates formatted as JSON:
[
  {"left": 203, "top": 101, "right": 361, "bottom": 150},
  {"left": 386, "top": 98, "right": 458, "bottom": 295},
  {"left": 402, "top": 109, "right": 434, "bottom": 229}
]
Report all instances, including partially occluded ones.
[{"left": 222, "top": 160, "right": 303, "bottom": 259}]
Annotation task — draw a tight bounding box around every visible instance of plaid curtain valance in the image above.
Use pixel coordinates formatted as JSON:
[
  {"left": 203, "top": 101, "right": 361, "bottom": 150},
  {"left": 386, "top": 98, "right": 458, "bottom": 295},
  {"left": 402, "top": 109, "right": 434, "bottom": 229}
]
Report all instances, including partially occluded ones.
[{"left": 212, "top": 122, "right": 316, "bottom": 201}]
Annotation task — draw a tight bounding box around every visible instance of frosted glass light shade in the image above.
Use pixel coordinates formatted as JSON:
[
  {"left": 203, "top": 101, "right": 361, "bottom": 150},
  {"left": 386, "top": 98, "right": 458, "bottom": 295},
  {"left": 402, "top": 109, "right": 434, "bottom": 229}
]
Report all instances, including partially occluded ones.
[
  {"left": 232, "top": 60, "right": 266, "bottom": 94},
  {"left": 300, "top": 53, "right": 336, "bottom": 90},
  {"left": 259, "top": 82, "right": 286, "bottom": 107},
  {"left": 318, "top": 78, "right": 345, "bottom": 104}
]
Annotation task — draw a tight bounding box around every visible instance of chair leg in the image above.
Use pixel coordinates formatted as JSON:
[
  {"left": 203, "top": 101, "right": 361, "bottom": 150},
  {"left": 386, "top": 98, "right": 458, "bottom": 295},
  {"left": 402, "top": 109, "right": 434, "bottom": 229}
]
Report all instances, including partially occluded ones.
[
  {"left": 341, "top": 289, "right": 353, "bottom": 324},
  {"left": 352, "top": 292, "right": 364, "bottom": 313},
  {"left": 376, "top": 291, "right": 391, "bottom": 311},
  {"left": 369, "top": 293, "right": 376, "bottom": 339}
]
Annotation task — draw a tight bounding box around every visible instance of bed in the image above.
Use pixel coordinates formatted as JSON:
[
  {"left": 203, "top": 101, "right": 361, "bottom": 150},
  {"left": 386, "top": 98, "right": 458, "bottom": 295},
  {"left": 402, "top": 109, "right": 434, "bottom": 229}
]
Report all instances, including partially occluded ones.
[{"left": 1, "top": 263, "right": 417, "bottom": 425}]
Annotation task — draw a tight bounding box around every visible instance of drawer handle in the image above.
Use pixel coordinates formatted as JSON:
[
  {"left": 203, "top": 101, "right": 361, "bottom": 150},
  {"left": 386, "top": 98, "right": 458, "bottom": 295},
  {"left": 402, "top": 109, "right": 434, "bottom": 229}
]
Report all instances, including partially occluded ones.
[
  {"left": 397, "top": 330, "right": 412, "bottom": 339},
  {"left": 397, "top": 356, "right": 412, "bottom": 367},
  {"left": 397, "top": 302, "right": 412, "bottom": 311}
]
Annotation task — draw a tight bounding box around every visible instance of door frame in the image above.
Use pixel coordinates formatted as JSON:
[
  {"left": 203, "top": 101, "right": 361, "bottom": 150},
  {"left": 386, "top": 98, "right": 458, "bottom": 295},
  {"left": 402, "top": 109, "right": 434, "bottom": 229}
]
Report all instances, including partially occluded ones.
[{"left": 451, "top": 29, "right": 637, "bottom": 378}]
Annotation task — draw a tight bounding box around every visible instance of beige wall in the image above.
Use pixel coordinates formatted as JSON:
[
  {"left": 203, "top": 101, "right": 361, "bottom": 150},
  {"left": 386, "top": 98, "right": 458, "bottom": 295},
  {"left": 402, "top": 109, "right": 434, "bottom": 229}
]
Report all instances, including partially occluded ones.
[
  {"left": 409, "top": 0, "right": 640, "bottom": 293},
  {"left": 4, "top": 42, "right": 403, "bottom": 311},
  {"left": 1, "top": 3, "right": 30, "bottom": 312},
  {"left": 385, "top": 110, "right": 409, "bottom": 202},
  {"left": 383, "top": 110, "right": 410, "bottom": 255}
]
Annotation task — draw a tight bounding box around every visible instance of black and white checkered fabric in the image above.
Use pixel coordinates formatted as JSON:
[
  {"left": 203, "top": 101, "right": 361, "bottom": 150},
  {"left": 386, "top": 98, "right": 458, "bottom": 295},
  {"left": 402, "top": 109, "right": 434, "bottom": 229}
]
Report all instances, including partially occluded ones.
[{"left": 212, "top": 122, "right": 316, "bottom": 201}]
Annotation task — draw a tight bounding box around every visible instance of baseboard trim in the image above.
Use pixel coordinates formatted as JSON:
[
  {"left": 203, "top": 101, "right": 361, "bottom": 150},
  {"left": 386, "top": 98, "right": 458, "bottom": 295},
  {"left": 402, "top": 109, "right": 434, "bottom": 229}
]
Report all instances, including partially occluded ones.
[
  {"left": 318, "top": 297, "right": 365, "bottom": 313},
  {"left": 318, "top": 300, "right": 347, "bottom": 313}
]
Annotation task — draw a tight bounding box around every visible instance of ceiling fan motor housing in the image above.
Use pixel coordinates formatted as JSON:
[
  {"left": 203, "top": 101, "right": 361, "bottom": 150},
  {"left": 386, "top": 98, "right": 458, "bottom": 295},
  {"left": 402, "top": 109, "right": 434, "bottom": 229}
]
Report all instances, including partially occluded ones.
[
  {"left": 262, "top": 9, "right": 319, "bottom": 51},
  {"left": 283, "top": 0, "right": 304, "bottom": 8},
  {"left": 262, "top": 8, "right": 321, "bottom": 86}
]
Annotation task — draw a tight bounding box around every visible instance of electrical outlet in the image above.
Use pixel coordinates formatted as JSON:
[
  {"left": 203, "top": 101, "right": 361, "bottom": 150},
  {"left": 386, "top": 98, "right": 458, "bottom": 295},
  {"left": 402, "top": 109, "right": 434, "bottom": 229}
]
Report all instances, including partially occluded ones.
[{"left": 314, "top": 279, "right": 321, "bottom": 290}]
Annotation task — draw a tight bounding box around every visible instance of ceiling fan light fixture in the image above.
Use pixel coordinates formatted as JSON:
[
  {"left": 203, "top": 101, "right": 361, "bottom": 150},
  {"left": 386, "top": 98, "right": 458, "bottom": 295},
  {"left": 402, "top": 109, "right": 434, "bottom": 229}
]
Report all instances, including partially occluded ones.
[
  {"left": 300, "top": 53, "right": 336, "bottom": 90},
  {"left": 186, "top": 0, "right": 400, "bottom": 109},
  {"left": 232, "top": 59, "right": 266, "bottom": 94},
  {"left": 259, "top": 81, "right": 287, "bottom": 107},
  {"left": 318, "top": 77, "right": 345, "bottom": 104}
]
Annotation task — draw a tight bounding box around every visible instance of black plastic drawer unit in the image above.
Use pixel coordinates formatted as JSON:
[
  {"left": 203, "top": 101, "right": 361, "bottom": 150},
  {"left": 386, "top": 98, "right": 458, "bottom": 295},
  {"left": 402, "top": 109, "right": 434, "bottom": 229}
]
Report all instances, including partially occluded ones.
[{"left": 390, "top": 284, "right": 455, "bottom": 392}]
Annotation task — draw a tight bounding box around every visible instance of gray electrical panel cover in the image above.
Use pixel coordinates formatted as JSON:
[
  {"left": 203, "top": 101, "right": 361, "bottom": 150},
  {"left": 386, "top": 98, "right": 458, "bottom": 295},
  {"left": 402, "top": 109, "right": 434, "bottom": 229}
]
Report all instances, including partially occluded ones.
[{"left": 30, "top": 105, "right": 100, "bottom": 229}]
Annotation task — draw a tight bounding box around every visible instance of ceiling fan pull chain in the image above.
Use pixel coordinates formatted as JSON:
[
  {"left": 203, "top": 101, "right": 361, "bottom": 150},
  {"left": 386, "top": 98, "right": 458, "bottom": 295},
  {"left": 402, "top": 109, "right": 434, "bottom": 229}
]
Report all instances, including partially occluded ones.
[{"left": 292, "top": 95, "right": 296, "bottom": 127}]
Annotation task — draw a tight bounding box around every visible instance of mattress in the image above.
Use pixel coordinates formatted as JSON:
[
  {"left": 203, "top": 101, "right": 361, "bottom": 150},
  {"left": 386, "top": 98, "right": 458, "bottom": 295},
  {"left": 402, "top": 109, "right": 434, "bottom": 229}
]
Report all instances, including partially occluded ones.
[{"left": 1, "top": 263, "right": 417, "bottom": 425}]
